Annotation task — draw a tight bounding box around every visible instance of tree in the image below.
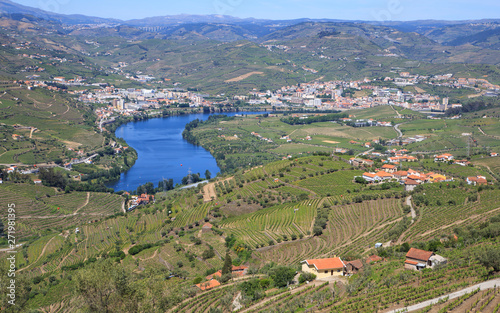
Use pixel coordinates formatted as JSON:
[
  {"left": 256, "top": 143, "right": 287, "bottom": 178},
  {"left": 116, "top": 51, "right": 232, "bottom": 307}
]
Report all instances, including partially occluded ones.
[
  {"left": 313, "top": 226, "right": 323, "bottom": 236},
  {"left": 477, "top": 247, "right": 500, "bottom": 272},
  {"left": 298, "top": 272, "right": 316, "bottom": 284},
  {"left": 355, "top": 177, "right": 367, "bottom": 184},
  {"left": 270, "top": 266, "right": 296, "bottom": 288},
  {"left": 74, "top": 259, "right": 139, "bottom": 313},
  {"left": 222, "top": 250, "right": 233, "bottom": 276},
  {"left": 202, "top": 248, "right": 215, "bottom": 260},
  {"left": 205, "top": 170, "right": 211, "bottom": 180}
]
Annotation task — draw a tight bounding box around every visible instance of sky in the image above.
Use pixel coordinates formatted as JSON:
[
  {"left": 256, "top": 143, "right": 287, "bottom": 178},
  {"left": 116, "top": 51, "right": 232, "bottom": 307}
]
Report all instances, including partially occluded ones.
[{"left": 10, "top": 0, "right": 500, "bottom": 21}]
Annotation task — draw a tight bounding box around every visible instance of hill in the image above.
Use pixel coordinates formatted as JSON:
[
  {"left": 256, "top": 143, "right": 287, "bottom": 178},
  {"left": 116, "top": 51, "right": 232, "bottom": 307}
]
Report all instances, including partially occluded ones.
[{"left": 0, "top": 0, "right": 120, "bottom": 24}]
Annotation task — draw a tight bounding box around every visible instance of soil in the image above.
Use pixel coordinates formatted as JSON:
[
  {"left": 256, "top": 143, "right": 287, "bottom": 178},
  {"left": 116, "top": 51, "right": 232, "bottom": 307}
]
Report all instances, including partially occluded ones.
[{"left": 225, "top": 71, "right": 264, "bottom": 83}]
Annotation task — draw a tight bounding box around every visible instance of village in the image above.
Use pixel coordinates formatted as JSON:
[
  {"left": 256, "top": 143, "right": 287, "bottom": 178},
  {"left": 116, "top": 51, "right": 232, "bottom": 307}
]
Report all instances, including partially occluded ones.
[{"left": 14, "top": 69, "right": 500, "bottom": 124}]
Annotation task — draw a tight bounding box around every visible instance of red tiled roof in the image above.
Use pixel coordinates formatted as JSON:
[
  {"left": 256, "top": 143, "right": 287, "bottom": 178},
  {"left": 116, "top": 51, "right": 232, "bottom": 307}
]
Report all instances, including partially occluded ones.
[
  {"left": 382, "top": 164, "right": 396, "bottom": 169},
  {"left": 196, "top": 279, "right": 221, "bottom": 290},
  {"left": 346, "top": 259, "right": 364, "bottom": 269},
  {"left": 406, "top": 248, "right": 433, "bottom": 262},
  {"left": 303, "top": 257, "right": 345, "bottom": 270},
  {"left": 393, "top": 171, "right": 408, "bottom": 176},
  {"left": 202, "top": 222, "right": 213, "bottom": 229},
  {"left": 232, "top": 265, "right": 248, "bottom": 271},
  {"left": 366, "top": 255, "right": 383, "bottom": 263},
  {"left": 376, "top": 171, "right": 393, "bottom": 177},
  {"left": 405, "top": 260, "right": 419, "bottom": 265},
  {"left": 205, "top": 270, "right": 222, "bottom": 280},
  {"left": 405, "top": 179, "right": 419, "bottom": 186}
]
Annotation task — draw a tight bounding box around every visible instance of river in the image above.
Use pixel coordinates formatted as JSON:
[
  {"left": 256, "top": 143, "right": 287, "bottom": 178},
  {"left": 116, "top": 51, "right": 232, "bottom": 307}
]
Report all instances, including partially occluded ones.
[{"left": 107, "top": 111, "right": 260, "bottom": 192}]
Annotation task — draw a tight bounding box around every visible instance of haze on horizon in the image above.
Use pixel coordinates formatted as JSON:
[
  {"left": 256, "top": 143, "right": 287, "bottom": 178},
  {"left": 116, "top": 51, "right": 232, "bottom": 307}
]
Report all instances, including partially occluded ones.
[{"left": 8, "top": 0, "right": 500, "bottom": 21}]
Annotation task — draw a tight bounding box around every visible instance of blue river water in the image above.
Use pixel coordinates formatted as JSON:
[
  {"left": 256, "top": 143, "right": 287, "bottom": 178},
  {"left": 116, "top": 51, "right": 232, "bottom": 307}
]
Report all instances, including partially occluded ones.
[{"left": 107, "top": 111, "right": 261, "bottom": 192}]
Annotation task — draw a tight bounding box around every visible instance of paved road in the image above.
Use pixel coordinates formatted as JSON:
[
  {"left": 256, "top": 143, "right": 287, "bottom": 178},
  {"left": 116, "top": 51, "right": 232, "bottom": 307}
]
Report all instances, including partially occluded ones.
[
  {"left": 355, "top": 148, "right": 374, "bottom": 158},
  {"left": 406, "top": 196, "right": 416, "bottom": 222},
  {"left": 394, "top": 123, "right": 403, "bottom": 138},
  {"left": 387, "top": 278, "right": 500, "bottom": 313}
]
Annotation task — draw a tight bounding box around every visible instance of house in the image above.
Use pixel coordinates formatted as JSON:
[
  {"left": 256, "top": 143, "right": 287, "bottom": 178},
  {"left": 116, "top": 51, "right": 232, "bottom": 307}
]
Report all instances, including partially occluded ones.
[
  {"left": 381, "top": 164, "right": 397, "bottom": 173},
  {"left": 362, "top": 172, "right": 381, "bottom": 183},
  {"left": 453, "top": 159, "right": 471, "bottom": 166},
  {"left": 405, "top": 248, "right": 447, "bottom": 271},
  {"left": 33, "top": 179, "right": 42, "bottom": 184},
  {"left": 196, "top": 279, "right": 221, "bottom": 291},
  {"left": 429, "top": 174, "right": 447, "bottom": 183},
  {"left": 301, "top": 257, "right": 346, "bottom": 278},
  {"left": 434, "top": 153, "right": 454, "bottom": 162},
  {"left": 206, "top": 270, "right": 222, "bottom": 280},
  {"left": 205, "top": 265, "right": 248, "bottom": 280},
  {"left": 366, "top": 255, "right": 383, "bottom": 264},
  {"left": 466, "top": 176, "right": 487, "bottom": 186},
  {"left": 362, "top": 159, "right": 374, "bottom": 167},
  {"left": 202, "top": 222, "right": 213, "bottom": 233},
  {"left": 231, "top": 265, "right": 248, "bottom": 277},
  {"left": 491, "top": 152, "right": 498, "bottom": 157},
  {"left": 393, "top": 171, "right": 408, "bottom": 180},
  {"left": 344, "top": 259, "right": 363, "bottom": 275},
  {"left": 136, "top": 194, "right": 154, "bottom": 205},
  {"left": 376, "top": 171, "right": 393, "bottom": 181},
  {"left": 404, "top": 179, "right": 419, "bottom": 192}
]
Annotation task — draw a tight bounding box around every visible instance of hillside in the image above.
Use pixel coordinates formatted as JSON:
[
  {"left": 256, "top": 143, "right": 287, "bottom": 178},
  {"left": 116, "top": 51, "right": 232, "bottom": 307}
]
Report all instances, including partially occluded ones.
[
  {"left": 1, "top": 106, "right": 499, "bottom": 311},
  {"left": 0, "top": 3, "right": 499, "bottom": 312}
]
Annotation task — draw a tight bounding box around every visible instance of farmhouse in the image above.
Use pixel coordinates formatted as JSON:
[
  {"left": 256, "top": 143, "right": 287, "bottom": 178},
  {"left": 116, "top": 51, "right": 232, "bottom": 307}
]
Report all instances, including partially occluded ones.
[
  {"left": 344, "top": 259, "right": 363, "bottom": 275},
  {"left": 366, "top": 255, "right": 383, "bottom": 264},
  {"left": 135, "top": 194, "right": 154, "bottom": 205},
  {"left": 434, "top": 153, "right": 454, "bottom": 162},
  {"left": 202, "top": 222, "right": 213, "bottom": 233},
  {"left": 232, "top": 265, "right": 249, "bottom": 277},
  {"left": 205, "top": 265, "right": 248, "bottom": 280},
  {"left": 196, "top": 279, "right": 221, "bottom": 291},
  {"left": 350, "top": 158, "right": 374, "bottom": 167},
  {"left": 453, "top": 159, "right": 471, "bottom": 166},
  {"left": 404, "top": 248, "right": 447, "bottom": 271},
  {"left": 466, "top": 176, "right": 487, "bottom": 186},
  {"left": 301, "top": 257, "right": 346, "bottom": 278}
]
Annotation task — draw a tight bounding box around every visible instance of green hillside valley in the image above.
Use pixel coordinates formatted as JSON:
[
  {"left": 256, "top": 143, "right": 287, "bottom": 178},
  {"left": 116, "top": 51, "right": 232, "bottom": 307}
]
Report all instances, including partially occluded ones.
[{"left": 0, "top": 1, "right": 500, "bottom": 312}]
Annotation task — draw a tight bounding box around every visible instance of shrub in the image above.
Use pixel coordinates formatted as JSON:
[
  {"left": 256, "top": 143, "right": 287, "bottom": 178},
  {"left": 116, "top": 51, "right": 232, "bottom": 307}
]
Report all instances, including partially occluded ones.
[{"left": 298, "top": 272, "right": 317, "bottom": 283}]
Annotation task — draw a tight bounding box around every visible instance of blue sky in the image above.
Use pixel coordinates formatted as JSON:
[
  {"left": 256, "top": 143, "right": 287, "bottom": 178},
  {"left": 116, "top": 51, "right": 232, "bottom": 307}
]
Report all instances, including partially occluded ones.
[{"left": 11, "top": 0, "right": 500, "bottom": 21}]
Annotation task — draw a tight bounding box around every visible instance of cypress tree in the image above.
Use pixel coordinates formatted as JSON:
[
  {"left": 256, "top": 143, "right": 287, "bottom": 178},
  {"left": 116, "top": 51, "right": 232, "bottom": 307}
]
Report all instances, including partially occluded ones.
[{"left": 221, "top": 250, "right": 232, "bottom": 276}]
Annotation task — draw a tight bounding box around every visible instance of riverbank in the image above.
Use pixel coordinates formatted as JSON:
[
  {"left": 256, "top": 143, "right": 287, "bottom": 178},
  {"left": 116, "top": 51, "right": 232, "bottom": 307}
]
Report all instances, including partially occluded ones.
[{"left": 106, "top": 111, "right": 264, "bottom": 192}]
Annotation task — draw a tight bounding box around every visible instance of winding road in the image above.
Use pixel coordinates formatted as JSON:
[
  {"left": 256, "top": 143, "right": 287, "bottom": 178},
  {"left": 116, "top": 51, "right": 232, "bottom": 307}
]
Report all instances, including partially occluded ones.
[{"left": 394, "top": 123, "right": 403, "bottom": 138}]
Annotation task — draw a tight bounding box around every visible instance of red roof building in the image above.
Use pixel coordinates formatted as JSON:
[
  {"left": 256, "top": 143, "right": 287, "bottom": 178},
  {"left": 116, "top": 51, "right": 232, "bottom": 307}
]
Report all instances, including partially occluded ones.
[
  {"left": 196, "top": 279, "right": 221, "bottom": 291},
  {"left": 301, "top": 257, "right": 345, "bottom": 278}
]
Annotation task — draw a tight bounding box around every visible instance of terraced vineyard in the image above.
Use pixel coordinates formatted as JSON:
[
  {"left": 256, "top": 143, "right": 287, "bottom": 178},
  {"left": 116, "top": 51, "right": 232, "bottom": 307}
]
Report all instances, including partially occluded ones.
[
  {"left": 254, "top": 197, "right": 405, "bottom": 264},
  {"left": 403, "top": 186, "right": 500, "bottom": 242},
  {"left": 295, "top": 170, "right": 364, "bottom": 196},
  {"left": 220, "top": 199, "right": 319, "bottom": 248}
]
